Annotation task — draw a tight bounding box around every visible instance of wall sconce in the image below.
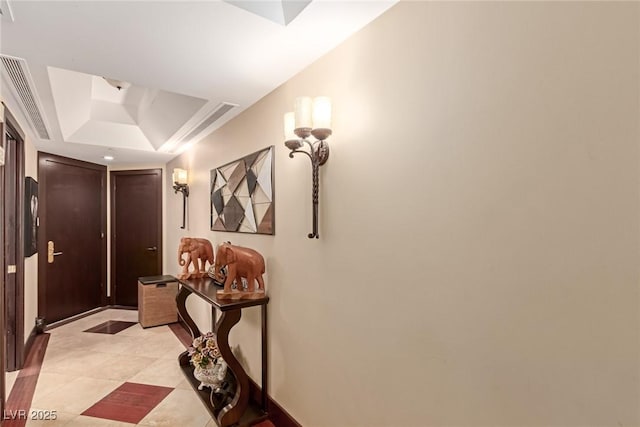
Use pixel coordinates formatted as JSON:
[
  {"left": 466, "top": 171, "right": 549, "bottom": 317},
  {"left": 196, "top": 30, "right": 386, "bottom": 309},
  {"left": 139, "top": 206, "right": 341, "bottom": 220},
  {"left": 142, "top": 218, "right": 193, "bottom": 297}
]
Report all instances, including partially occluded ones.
[
  {"left": 284, "top": 96, "right": 332, "bottom": 239},
  {"left": 172, "top": 168, "right": 189, "bottom": 229}
]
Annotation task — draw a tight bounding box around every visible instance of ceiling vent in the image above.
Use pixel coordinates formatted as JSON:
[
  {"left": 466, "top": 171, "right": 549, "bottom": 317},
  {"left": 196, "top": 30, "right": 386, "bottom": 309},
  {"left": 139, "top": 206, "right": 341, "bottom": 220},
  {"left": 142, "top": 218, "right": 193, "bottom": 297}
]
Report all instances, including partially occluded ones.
[
  {"left": 179, "top": 102, "right": 237, "bottom": 144},
  {"left": 0, "top": 55, "right": 51, "bottom": 140}
]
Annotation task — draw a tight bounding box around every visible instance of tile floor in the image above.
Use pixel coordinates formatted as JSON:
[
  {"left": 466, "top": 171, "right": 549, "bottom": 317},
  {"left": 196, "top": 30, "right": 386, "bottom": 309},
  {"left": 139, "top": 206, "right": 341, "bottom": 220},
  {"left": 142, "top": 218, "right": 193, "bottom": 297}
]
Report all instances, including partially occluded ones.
[{"left": 17, "top": 309, "right": 228, "bottom": 427}]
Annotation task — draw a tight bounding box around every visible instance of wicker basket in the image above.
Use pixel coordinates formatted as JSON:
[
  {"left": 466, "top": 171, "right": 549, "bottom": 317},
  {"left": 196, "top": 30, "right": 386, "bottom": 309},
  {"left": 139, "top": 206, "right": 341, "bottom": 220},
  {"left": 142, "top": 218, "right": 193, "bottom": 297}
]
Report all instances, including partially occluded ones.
[{"left": 138, "top": 275, "right": 179, "bottom": 328}]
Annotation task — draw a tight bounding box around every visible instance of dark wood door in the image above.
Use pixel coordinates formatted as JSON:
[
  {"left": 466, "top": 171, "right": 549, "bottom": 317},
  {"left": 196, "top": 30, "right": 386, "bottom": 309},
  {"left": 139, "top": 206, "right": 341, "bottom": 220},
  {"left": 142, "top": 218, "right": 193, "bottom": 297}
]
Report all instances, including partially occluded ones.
[
  {"left": 38, "top": 153, "right": 106, "bottom": 324},
  {"left": 111, "top": 169, "right": 162, "bottom": 307}
]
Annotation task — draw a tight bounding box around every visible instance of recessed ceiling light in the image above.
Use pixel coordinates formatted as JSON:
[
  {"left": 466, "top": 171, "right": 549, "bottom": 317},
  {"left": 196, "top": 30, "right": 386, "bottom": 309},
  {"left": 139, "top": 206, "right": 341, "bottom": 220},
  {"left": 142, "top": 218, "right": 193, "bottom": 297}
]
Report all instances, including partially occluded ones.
[{"left": 103, "top": 155, "right": 114, "bottom": 161}]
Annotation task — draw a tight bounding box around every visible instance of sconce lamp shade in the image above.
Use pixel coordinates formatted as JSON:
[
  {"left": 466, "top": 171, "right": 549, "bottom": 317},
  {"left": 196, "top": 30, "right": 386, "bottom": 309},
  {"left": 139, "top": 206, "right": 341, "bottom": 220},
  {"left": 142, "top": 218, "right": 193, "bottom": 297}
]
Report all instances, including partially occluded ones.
[
  {"left": 312, "top": 97, "right": 331, "bottom": 130},
  {"left": 173, "top": 168, "right": 188, "bottom": 185},
  {"left": 294, "top": 96, "right": 313, "bottom": 129},
  {"left": 283, "top": 95, "right": 333, "bottom": 238},
  {"left": 284, "top": 112, "right": 297, "bottom": 141}
]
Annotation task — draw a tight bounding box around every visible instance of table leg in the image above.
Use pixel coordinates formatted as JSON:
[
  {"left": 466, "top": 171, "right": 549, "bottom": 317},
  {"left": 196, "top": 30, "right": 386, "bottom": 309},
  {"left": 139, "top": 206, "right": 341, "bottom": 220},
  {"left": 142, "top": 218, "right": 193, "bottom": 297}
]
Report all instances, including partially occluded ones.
[
  {"left": 176, "top": 285, "right": 201, "bottom": 340},
  {"left": 215, "top": 309, "right": 248, "bottom": 427},
  {"left": 261, "top": 304, "right": 268, "bottom": 412}
]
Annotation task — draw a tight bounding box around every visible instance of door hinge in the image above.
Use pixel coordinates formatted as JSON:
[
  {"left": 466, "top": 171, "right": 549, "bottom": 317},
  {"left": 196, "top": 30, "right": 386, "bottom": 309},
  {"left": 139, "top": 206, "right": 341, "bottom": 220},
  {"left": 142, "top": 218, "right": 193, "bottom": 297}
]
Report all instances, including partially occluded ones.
[{"left": 7, "top": 265, "right": 16, "bottom": 274}]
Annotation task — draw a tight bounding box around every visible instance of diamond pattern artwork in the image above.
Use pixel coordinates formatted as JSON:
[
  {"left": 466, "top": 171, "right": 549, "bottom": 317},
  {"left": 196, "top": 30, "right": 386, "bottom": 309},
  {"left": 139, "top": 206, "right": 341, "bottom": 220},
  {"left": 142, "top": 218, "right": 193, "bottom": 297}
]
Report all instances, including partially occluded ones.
[
  {"left": 246, "top": 169, "right": 258, "bottom": 195},
  {"left": 211, "top": 146, "right": 275, "bottom": 234},
  {"left": 223, "top": 195, "right": 244, "bottom": 231},
  {"left": 241, "top": 198, "right": 257, "bottom": 232},
  {"left": 214, "top": 170, "right": 226, "bottom": 191},
  {"left": 257, "top": 203, "right": 274, "bottom": 234},
  {"left": 226, "top": 160, "right": 246, "bottom": 193},
  {"left": 212, "top": 189, "right": 224, "bottom": 215}
]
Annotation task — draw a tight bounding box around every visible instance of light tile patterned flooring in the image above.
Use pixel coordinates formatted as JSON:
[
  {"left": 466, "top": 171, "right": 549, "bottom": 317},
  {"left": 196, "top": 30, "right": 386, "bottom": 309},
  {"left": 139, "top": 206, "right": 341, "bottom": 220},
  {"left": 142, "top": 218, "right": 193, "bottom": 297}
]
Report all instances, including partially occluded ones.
[{"left": 22, "top": 309, "right": 220, "bottom": 427}]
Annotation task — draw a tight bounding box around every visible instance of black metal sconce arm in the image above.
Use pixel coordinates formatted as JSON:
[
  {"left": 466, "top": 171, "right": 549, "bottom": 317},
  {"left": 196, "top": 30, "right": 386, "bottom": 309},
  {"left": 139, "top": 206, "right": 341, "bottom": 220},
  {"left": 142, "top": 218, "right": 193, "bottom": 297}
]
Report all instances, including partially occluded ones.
[
  {"left": 173, "top": 183, "right": 189, "bottom": 229},
  {"left": 286, "top": 139, "right": 329, "bottom": 239}
]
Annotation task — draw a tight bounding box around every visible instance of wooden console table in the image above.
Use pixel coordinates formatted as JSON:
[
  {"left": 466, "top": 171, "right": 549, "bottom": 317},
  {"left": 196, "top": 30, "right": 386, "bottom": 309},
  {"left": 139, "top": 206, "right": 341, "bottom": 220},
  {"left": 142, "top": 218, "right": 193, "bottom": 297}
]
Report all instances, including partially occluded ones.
[{"left": 176, "top": 276, "right": 269, "bottom": 426}]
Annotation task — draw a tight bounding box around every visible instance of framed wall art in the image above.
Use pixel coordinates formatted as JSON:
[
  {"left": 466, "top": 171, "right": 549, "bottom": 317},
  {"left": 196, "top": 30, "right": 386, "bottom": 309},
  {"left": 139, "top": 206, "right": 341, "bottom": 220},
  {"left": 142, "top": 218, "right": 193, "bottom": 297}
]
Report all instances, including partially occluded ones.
[
  {"left": 24, "top": 176, "right": 38, "bottom": 257},
  {"left": 210, "top": 146, "right": 274, "bottom": 235}
]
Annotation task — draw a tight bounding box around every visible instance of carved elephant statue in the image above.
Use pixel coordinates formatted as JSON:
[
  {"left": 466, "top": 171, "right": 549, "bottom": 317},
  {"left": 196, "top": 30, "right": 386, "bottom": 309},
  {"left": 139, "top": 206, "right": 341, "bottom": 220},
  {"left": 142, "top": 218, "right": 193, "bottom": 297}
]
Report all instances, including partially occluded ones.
[
  {"left": 214, "top": 243, "right": 265, "bottom": 293},
  {"left": 178, "top": 237, "right": 214, "bottom": 280}
]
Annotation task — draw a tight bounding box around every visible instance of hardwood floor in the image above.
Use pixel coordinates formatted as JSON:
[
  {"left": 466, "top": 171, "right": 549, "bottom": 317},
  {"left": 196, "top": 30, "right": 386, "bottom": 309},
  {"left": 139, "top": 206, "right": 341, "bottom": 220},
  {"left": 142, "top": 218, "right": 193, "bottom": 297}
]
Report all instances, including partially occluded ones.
[{"left": 4, "top": 334, "right": 49, "bottom": 427}]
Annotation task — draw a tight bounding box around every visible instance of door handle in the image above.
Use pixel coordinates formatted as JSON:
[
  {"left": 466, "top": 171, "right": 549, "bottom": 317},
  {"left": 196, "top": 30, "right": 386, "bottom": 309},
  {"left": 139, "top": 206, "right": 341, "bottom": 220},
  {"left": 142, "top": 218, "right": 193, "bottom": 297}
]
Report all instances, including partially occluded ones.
[
  {"left": 47, "top": 241, "right": 63, "bottom": 263},
  {"left": 146, "top": 247, "right": 157, "bottom": 252}
]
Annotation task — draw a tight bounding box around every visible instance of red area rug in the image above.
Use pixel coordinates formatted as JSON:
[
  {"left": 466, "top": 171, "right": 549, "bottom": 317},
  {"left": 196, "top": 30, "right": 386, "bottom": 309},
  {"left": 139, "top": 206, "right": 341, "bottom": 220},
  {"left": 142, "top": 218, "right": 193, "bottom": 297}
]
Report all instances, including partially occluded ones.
[{"left": 81, "top": 382, "right": 173, "bottom": 424}]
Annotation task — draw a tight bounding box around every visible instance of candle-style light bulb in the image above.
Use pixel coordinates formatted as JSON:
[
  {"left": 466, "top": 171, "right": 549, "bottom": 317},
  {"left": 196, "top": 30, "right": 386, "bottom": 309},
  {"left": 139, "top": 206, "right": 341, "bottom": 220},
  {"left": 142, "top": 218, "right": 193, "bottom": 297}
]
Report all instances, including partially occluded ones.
[
  {"left": 310, "top": 96, "right": 333, "bottom": 141},
  {"left": 312, "top": 97, "right": 331, "bottom": 130},
  {"left": 294, "top": 97, "right": 312, "bottom": 138},
  {"left": 173, "top": 168, "right": 187, "bottom": 185},
  {"left": 284, "top": 112, "right": 303, "bottom": 150},
  {"left": 284, "top": 112, "right": 296, "bottom": 141}
]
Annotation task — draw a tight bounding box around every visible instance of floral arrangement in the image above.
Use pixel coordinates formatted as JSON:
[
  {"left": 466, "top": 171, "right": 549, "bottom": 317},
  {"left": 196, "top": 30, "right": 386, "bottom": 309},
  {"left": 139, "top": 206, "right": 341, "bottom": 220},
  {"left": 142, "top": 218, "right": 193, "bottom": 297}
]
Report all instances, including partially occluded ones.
[{"left": 188, "top": 332, "right": 221, "bottom": 369}]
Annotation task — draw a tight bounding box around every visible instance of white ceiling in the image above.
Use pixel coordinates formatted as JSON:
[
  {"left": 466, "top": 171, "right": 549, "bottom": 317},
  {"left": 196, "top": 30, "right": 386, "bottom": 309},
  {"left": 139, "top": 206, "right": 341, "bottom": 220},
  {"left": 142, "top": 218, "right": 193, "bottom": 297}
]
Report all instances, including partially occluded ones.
[{"left": 0, "top": 0, "right": 396, "bottom": 166}]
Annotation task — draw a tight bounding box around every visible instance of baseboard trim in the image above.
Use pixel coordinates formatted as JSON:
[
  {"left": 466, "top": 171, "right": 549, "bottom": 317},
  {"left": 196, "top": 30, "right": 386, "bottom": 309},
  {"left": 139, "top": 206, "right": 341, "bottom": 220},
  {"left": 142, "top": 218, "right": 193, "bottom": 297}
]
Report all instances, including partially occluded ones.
[
  {"left": 44, "top": 306, "right": 108, "bottom": 331},
  {"left": 44, "top": 304, "right": 142, "bottom": 331},
  {"left": 108, "top": 305, "right": 137, "bottom": 311},
  {"left": 248, "top": 378, "right": 301, "bottom": 427}
]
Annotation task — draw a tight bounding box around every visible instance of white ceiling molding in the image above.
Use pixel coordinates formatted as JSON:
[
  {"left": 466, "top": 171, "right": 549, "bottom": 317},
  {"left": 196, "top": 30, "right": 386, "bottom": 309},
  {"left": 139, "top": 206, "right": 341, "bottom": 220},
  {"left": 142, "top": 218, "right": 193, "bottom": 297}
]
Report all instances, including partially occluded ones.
[
  {"left": 1, "top": 1, "right": 397, "bottom": 164},
  {"left": 160, "top": 102, "right": 238, "bottom": 153},
  {"left": 224, "top": 0, "right": 312, "bottom": 25},
  {"left": 0, "top": 0, "right": 15, "bottom": 22},
  {"left": 48, "top": 66, "right": 208, "bottom": 152},
  {"left": 178, "top": 102, "right": 237, "bottom": 144}
]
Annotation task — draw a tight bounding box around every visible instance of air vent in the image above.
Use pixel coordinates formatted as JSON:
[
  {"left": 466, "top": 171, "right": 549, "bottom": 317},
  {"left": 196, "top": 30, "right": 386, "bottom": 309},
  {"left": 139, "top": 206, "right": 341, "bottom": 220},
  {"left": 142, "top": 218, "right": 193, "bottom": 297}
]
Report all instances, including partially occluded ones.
[
  {"left": 180, "top": 102, "right": 237, "bottom": 143},
  {"left": 0, "top": 55, "right": 51, "bottom": 140}
]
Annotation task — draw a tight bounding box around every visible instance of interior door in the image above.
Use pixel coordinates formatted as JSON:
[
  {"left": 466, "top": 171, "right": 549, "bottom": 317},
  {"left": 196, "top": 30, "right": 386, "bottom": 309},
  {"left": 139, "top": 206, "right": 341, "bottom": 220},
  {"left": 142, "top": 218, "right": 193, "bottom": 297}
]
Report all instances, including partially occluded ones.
[
  {"left": 38, "top": 153, "right": 106, "bottom": 324},
  {"left": 111, "top": 169, "right": 162, "bottom": 307}
]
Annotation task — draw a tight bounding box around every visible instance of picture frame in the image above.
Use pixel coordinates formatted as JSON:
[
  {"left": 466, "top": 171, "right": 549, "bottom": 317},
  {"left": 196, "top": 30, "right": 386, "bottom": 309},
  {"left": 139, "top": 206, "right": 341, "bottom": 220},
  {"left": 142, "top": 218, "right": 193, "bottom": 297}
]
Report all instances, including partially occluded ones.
[
  {"left": 210, "top": 146, "right": 274, "bottom": 235},
  {"left": 24, "top": 176, "right": 38, "bottom": 257}
]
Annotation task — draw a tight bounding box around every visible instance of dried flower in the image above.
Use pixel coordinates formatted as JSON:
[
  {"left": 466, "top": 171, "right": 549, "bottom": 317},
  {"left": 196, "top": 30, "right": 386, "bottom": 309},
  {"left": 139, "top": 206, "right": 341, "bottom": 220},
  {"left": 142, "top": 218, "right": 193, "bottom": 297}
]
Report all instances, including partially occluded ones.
[{"left": 189, "top": 332, "right": 220, "bottom": 369}]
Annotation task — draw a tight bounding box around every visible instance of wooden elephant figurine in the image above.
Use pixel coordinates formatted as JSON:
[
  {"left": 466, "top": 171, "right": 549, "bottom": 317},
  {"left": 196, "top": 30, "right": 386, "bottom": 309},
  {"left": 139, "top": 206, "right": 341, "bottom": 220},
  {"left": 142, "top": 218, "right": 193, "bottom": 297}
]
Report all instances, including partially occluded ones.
[
  {"left": 214, "top": 243, "right": 265, "bottom": 294},
  {"left": 178, "top": 237, "right": 214, "bottom": 280}
]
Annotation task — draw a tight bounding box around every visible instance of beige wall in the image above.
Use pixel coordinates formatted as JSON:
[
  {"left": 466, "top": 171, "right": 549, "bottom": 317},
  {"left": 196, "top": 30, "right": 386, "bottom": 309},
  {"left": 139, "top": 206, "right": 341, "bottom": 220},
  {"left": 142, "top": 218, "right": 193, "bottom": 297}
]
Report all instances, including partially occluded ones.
[
  {"left": 23, "top": 137, "right": 38, "bottom": 344},
  {"left": 166, "top": 2, "right": 639, "bottom": 425}
]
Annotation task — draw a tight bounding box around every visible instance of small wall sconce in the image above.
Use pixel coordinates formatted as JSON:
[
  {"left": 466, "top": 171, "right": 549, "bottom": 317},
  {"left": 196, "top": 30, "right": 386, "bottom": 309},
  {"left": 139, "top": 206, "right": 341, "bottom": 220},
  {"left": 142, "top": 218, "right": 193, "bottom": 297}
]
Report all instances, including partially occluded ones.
[
  {"left": 284, "top": 96, "right": 332, "bottom": 239},
  {"left": 172, "top": 168, "right": 189, "bottom": 229}
]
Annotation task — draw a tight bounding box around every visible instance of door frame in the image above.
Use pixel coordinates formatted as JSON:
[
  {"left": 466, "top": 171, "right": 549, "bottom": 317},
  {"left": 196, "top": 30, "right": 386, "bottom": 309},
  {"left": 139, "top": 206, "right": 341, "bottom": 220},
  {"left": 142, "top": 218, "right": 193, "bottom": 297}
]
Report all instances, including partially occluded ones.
[
  {"left": 3, "top": 110, "right": 25, "bottom": 372},
  {"left": 0, "top": 120, "right": 5, "bottom": 415},
  {"left": 109, "top": 169, "right": 162, "bottom": 306},
  {"left": 38, "top": 153, "right": 108, "bottom": 323}
]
